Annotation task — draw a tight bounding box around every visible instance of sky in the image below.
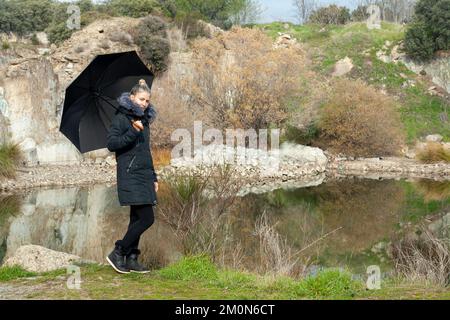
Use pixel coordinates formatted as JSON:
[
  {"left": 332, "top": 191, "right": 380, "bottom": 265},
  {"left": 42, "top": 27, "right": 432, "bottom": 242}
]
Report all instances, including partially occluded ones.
[{"left": 258, "top": 0, "right": 360, "bottom": 23}]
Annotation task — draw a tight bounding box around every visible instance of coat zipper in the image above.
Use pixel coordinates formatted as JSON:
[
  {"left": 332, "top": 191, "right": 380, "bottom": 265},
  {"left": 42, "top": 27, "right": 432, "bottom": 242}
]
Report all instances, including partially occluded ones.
[{"left": 127, "top": 155, "right": 136, "bottom": 173}]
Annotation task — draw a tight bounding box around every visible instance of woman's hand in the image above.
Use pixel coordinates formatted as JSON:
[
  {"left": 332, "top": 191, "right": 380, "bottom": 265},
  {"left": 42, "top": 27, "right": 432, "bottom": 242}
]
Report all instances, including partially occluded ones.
[
  {"left": 131, "top": 120, "right": 143, "bottom": 131},
  {"left": 154, "top": 182, "right": 158, "bottom": 192}
]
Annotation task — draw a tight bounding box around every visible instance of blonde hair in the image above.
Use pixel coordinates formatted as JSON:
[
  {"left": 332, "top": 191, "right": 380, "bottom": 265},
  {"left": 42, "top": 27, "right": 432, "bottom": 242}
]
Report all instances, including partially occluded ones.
[{"left": 130, "top": 78, "right": 151, "bottom": 96}]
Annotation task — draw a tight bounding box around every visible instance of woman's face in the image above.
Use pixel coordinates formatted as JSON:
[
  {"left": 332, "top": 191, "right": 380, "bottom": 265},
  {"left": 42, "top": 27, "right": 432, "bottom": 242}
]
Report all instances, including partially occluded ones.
[{"left": 130, "top": 91, "right": 150, "bottom": 110}]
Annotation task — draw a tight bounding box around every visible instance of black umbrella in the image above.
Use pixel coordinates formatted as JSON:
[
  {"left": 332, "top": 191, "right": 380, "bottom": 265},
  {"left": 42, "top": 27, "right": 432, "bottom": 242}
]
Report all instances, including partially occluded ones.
[{"left": 60, "top": 50, "right": 154, "bottom": 153}]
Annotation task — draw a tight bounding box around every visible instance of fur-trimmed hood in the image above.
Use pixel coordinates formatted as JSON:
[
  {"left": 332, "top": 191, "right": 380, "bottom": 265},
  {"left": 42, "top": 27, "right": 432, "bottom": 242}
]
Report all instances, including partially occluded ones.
[{"left": 117, "top": 92, "right": 157, "bottom": 125}]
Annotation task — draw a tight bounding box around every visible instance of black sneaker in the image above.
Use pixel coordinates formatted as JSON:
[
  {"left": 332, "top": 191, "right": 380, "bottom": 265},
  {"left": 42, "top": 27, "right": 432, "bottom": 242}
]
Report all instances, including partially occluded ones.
[
  {"left": 126, "top": 249, "right": 150, "bottom": 273},
  {"left": 106, "top": 245, "right": 130, "bottom": 274}
]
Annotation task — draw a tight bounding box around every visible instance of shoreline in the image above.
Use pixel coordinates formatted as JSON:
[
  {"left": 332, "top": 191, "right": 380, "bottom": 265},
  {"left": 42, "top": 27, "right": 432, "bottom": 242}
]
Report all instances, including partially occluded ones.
[{"left": 0, "top": 156, "right": 449, "bottom": 194}]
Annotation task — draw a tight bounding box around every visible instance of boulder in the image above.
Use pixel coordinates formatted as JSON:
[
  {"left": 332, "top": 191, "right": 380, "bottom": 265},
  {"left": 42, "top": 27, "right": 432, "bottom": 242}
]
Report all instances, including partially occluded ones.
[
  {"left": 3, "top": 245, "right": 81, "bottom": 273},
  {"left": 425, "top": 134, "right": 443, "bottom": 142},
  {"left": 331, "top": 57, "right": 353, "bottom": 77}
]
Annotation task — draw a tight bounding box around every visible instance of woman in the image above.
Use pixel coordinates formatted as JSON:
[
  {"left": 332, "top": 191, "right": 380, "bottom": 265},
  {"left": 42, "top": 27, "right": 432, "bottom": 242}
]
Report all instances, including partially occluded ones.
[{"left": 105, "top": 79, "right": 158, "bottom": 274}]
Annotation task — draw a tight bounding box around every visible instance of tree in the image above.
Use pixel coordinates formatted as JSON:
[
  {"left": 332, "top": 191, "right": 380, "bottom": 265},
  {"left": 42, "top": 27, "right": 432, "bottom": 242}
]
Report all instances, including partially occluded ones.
[
  {"left": 229, "top": 0, "right": 263, "bottom": 25},
  {"left": 174, "top": 0, "right": 246, "bottom": 28},
  {"left": 351, "top": 5, "right": 370, "bottom": 21},
  {"left": 0, "top": 0, "right": 55, "bottom": 34},
  {"left": 292, "top": 0, "right": 317, "bottom": 24},
  {"left": 102, "top": 0, "right": 161, "bottom": 18},
  {"left": 308, "top": 5, "right": 351, "bottom": 25},
  {"left": 355, "top": 0, "right": 417, "bottom": 23},
  {"left": 404, "top": 0, "right": 450, "bottom": 61}
]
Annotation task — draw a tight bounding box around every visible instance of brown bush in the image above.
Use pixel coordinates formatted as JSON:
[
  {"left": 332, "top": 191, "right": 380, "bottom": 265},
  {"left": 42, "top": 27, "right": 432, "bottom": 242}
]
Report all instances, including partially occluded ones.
[
  {"left": 150, "top": 71, "right": 198, "bottom": 148},
  {"left": 316, "top": 78, "right": 405, "bottom": 157},
  {"left": 416, "top": 142, "right": 450, "bottom": 164},
  {"left": 391, "top": 229, "right": 450, "bottom": 287},
  {"left": 188, "top": 27, "right": 308, "bottom": 131}
]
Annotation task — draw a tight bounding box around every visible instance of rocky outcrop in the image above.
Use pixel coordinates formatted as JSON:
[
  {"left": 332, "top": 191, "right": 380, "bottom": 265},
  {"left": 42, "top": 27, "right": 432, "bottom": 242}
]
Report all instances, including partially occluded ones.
[
  {"left": 376, "top": 41, "right": 450, "bottom": 95},
  {"left": 3, "top": 245, "right": 82, "bottom": 272},
  {"left": 169, "top": 142, "right": 328, "bottom": 180},
  {"left": 0, "top": 17, "right": 142, "bottom": 166}
]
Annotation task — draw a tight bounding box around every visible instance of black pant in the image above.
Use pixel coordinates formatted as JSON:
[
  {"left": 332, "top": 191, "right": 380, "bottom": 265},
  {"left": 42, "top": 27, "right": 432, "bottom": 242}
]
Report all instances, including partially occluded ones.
[{"left": 115, "top": 204, "right": 155, "bottom": 255}]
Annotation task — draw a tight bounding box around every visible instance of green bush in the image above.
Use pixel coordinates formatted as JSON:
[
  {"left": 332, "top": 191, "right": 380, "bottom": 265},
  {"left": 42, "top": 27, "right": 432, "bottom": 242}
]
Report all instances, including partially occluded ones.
[
  {"left": 404, "top": 0, "right": 450, "bottom": 62},
  {"left": 351, "top": 5, "right": 369, "bottom": 22},
  {"left": 45, "top": 21, "right": 75, "bottom": 45},
  {"left": 158, "top": 255, "right": 219, "bottom": 281},
  {"left": 404, "top": 21, "right": 435, "bottom": 61},
  {"left": 136, "top": 14, "right": 168, "bottom": 38},
  {"left": 174, "top": 11, "right": 207, "bottom": 38},
  {"left": 295, "top": 269, "right": 362, "bottom": 299},
  {"left": 308, "top": 4, "right": 351, "bottom": 25},
  {"left": 1, "top": 41, "right": 10, "bottom": 50},
  {"left": 0, "top": 0, "right": 55, "bottom": 35},
  {"left": 102, "top": 0, "right": 161, "bottom": 18},
  {"left": 30, "top": 33, "right": 39, "bottom": 45}
]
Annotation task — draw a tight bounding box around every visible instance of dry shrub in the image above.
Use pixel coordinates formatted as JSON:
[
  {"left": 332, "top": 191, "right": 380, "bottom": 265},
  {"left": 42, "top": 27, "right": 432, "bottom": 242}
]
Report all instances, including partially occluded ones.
[
  {"left": 152, "top": 147, "right": 171, "bottom": 167},
  {"left": 253, "top": 212, "right": 309, "bottom": 278},
  {"left": 0, "top": 142, "right": 23, "bottom": 179},
  {"left": 316, "top": 78, "right": 405, "bottom": 157},
  {"left": 391, "top": 229, "right": 450, "bottom": 287},
  {"left": 166, "top": 27, "right": 187, "bottom": 52},
  {"left": 416, "top": 142, "right": 450, "bottom": 164},
  {"left": 413, "top": 179, "right": 450, "bottom": 202},
  {"left": 150, "top": 70, "right": 198, "bottom": 148},
  {"left": 109, "top": 29, "right": 134, "bottom": 45},
  {"left": 157, "top": 165, "right": 245, "bottom": 264},
  {"left": 188, "top": 26, "right": 308, "bottom": 131}
]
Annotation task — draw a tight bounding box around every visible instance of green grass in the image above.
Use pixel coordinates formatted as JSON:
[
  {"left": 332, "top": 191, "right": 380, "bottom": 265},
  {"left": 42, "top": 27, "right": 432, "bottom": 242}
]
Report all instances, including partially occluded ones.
[
  {"left": 158, "top": 255, "right": 219, "bottom": 281},
  {"left": 0, "top": 142, "right": 22, "bottom": 179},
  {"left": 0, "top": 265, "right": 36, "bottom": 281},
  {"left": 1, "top": 255, "right": 448, "bottom": 299},
  {"left": 1, "top": 41, "right": 10, "bottom": 50}
]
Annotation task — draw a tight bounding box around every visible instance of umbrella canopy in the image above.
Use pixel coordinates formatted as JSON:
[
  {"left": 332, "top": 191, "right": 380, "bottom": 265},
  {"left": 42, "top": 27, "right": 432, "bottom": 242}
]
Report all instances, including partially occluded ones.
[{"left": 60, "top": 51, "right": 154, "bottom": 153}]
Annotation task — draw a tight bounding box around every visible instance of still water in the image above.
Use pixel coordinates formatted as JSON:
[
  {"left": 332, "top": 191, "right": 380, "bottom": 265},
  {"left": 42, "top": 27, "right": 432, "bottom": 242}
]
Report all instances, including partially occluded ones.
[{"left": 0, "top": 177, "right": 449, "bottom": 275}]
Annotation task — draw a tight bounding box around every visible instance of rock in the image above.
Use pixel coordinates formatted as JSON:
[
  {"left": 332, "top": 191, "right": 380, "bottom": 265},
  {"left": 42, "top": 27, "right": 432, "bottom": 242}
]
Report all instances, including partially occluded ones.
[
  {"left": 274, "top": 33, "right": 298, "bottom": 49},
  {"left": 35, "top": 32, "right": 49, "bottom": 46},
  {"left": 37, "top": 48, "right": 50, "bottom": 55},
  {"left": 105, "top": 156, "right": 115, "bottom": 166},
  {"left": 401, "top": 79, "right": 416, "bottom": 88},
  {"left": 376, "top": 50, "right": 391, "bottom": 63},
  {"left": 18, "top": 137, "right": 38, "bottom": 166},
  {"left": 36, "top": 141, "right": 82, "bottom": 165},
  {"left": 3, "top": 245, "right": 81, "bottom": 273},
  {"left": 391, "top": 45, "right": 401, "bottom": 61},
  {"left": 197, "top": 20, "right": 224, "bottom": 38},
  {"left": 331, "top": 56, "right": 353, "bottom": 77},
  {"left": 425, "top": 134, "right": 443, "bottom": 142}
]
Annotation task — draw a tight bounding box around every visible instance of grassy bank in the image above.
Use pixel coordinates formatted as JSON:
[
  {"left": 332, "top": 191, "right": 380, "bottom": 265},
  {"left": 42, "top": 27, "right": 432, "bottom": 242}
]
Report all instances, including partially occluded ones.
[
  {"left": 257, "top": 21, "right": 450, "bottom": 145},
  {"left": 0, "top": 255, "right": 449, "bottom": 300}
]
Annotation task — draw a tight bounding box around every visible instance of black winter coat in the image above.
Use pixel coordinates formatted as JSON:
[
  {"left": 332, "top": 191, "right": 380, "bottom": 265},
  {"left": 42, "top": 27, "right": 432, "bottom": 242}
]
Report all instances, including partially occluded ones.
[{"left": 106, "top": 92, "right": 158, "bottom": 206}]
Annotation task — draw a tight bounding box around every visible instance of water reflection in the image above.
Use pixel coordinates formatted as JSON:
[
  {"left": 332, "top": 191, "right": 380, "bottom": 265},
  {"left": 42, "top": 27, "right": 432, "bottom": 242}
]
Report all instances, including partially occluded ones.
[{"left": 0, "top": 177, "right": 449, "bottom": 274}]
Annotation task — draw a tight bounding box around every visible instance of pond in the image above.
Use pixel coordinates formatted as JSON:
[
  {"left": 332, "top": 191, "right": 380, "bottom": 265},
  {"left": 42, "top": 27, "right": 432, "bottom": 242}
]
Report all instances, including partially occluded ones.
[{"left": 0, "top": 177, "right": 449, "bottom": 277}]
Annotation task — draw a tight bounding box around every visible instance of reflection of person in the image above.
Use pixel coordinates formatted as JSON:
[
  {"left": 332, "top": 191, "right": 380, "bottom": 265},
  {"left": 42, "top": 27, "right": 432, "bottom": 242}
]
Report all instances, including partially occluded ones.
[{"left": 105, "top": 79, "right": 158, "bottom": 274}]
